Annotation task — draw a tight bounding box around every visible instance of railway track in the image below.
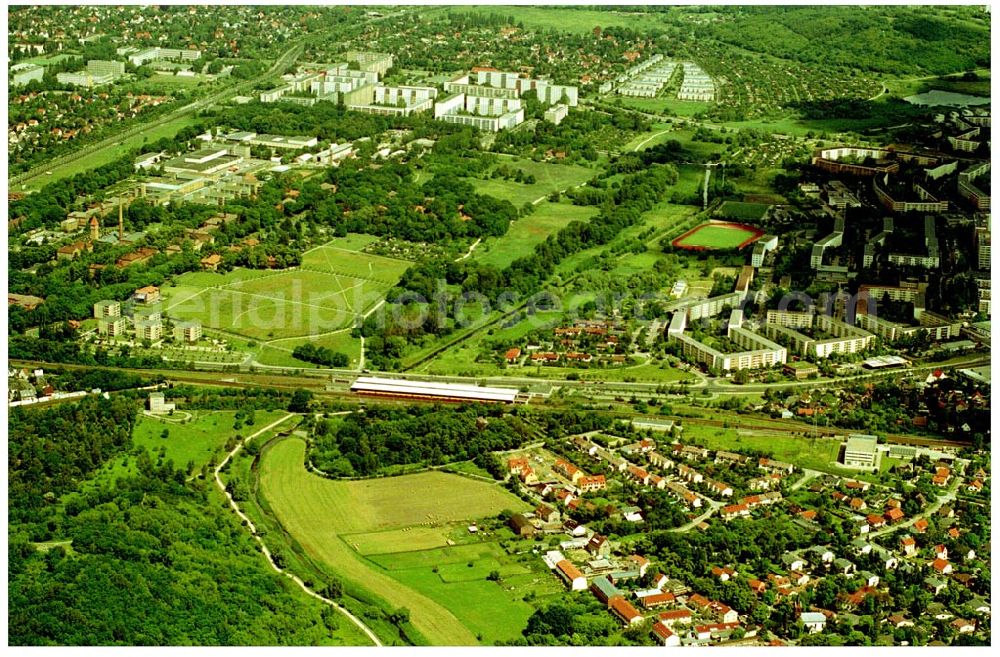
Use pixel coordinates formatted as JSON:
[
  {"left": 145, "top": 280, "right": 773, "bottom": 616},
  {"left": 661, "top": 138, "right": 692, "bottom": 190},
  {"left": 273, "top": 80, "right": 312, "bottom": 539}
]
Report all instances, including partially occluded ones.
[{"left": 12, "top": 359, "right": 973, "bottom": 449}]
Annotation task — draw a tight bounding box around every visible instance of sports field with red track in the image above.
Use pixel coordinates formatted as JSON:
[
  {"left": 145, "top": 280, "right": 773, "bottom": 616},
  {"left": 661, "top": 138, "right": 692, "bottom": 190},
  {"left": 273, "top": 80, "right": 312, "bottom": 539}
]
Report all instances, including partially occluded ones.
[{"left": 671, "top": 221, "right": 764, "bottom": 251}]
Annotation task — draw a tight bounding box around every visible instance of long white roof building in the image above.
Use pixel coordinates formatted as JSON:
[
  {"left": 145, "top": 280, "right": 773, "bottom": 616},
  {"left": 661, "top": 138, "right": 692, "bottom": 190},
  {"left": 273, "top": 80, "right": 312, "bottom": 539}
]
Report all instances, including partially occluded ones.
[{"left": 350, "top": 376, "right": 518, "bottom": 403}]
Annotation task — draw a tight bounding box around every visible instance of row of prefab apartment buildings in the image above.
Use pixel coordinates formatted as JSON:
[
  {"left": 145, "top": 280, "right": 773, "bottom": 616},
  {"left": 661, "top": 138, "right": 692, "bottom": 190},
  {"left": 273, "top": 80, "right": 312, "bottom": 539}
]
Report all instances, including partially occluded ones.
[
  {"left": 596, "top": 55, "right": 716, "bottom": 101},
  {"left": 254, "top": 54, "right": 579, "bottom": 132},
  {"left": 665, "top": 268, "right": 964, "bottom": 372},
  {"left": 10, "top": 46, "right": 203, "bottom": 88}
]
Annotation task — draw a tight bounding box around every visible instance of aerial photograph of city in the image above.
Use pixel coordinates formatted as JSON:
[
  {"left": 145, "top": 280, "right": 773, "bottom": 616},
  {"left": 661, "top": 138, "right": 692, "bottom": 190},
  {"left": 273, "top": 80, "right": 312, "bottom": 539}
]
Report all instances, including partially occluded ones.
[{"left": 5, "top": 2, "right": 993, "bottom": 649}]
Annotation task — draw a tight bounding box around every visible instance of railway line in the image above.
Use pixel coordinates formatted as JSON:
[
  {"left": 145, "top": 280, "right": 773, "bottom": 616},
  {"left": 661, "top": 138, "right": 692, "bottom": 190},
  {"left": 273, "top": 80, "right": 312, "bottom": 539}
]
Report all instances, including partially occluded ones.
[{"left": 12, "top": 358, "right": 974, "bottom": 450}]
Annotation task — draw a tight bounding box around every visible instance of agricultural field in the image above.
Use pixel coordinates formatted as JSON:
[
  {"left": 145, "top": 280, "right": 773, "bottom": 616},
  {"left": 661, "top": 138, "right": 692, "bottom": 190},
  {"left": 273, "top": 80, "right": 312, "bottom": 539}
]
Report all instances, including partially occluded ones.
[
  {"left": 473, "top": 202, "right": 599, "bottom": 269},
  {"left": 671, "top": 221, "right": 764, "bottom": 251},
  {"left": 259, "top": 438, "right": 533, "bottom": 645}
]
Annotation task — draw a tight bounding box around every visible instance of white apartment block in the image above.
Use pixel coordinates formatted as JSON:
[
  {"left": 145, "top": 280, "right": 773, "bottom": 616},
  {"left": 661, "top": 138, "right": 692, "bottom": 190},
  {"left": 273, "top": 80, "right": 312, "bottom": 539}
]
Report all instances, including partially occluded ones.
[
  {"left": 87, "top": 59, "right": 125, "bottom": 79},
  {"left": 93, "top": 300, "right": 121, "bottom": 319},
  {"left": 669, "top": 312, "right": 786, "bottom": 372},
  {"left": 677, "top": 62, "right": 715, "bottom": 101},
  {"left": 535, "top": 81, "right": 579, "bottom": 107},
  {"left": 128, "top": 47, "right": 201, "bottom": 67},
  {"left": 751, "top": 234, "right": 778, "bottom": 268},
  {"left": 10, "top": 63, "right": 44, "bottom": 86},
  {"left": 348, "top": 85, "right": 437, "bottom": 116},
  {"left": 544, "top": 103, "right": 569, "bottom": 125},
  {"left": 684, "top": 291, "right": 745, "bottom": 322},
  {"left": 174, "top": 320, "right": 203, "bottom": 343},
  {"left": 57, "top": 71, "right": 115, "bottom": 87},
  {"left": 433, "top": 93, "right": 524, "bottom": 132},
  {"left": 765, "top": 312, "right": 874, "bottom": 359}
]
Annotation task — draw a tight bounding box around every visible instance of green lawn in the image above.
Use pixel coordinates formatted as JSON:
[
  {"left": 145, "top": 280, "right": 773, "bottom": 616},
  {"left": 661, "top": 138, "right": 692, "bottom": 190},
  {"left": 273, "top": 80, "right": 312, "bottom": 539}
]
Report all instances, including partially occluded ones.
[
  {"left": 133, "top": 410, "right": 286, "bottom": 472},
  {"left": 681, "top": 423, "right": 858, "bottom": 475},
  {"left": 474, "top": 202, "right": 598, "bottom": 269},
  {"left": 262, "top": 330, "right": 363, "bottom": 370},
  {"left": 617, "top": 96, "right": 712, "bottom": 118}
]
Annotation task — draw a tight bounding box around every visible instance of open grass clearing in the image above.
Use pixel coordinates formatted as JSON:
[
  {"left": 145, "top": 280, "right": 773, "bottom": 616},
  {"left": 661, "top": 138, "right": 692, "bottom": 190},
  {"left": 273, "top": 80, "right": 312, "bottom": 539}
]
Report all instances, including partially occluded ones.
[
  {"left": 469, "top": 158, "right": 596, "bottom": 207},
  {"left": 473, "top": 202, "right": 598, "bottom": 269},
  {"left": 134, "top": 410, "right": 286, "bottom": 472}
]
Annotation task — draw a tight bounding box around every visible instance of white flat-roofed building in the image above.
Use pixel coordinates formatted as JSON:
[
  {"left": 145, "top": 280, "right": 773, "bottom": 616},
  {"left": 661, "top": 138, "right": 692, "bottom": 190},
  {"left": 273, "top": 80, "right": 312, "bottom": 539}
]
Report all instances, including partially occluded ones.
[
  {"left": 148, "top": 392, "right": 176, "bottom": 413},
  {"left": 351, "top": 377, "right": 519, "bottom": 403},
  {"left": 57, "top": 71, "right": 115, "bottom": 87},
  {"left": 128, "top": 47, "right": 201, "bottom": 67},
  {"left": 843, "top": 434, "right": 879, "bottom": 469},
  {"left": 249, "top": 134, "right": 319, "bottom": 150}
]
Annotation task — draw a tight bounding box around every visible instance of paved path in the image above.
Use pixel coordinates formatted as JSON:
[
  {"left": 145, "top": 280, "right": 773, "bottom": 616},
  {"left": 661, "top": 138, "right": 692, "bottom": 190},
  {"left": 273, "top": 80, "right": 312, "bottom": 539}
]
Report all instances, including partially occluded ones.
[
  {"left": 454, "top": 237, "right": 482, "bottom": 262},
  {"left": 789, "top": 468, "right": 822, "bottom": 491},
  {"left": 214, "top": 414, "right": 383, "bottom": 646}
]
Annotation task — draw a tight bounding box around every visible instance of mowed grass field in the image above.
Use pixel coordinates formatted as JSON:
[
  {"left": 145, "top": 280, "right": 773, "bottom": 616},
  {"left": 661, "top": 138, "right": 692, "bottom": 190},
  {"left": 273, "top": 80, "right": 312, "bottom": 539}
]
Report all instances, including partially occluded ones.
[
  {"left": 163, "top": 235, "right": 408, "bottom": 342},
  {"left": 474, "top": 202, "right": 599, "bottom": 268},
  {"left": 673, "top": 222, "right": 761, "bottom": 250},
  {"left": 260, "top": 438, "right": 533, "bottom": 645}
]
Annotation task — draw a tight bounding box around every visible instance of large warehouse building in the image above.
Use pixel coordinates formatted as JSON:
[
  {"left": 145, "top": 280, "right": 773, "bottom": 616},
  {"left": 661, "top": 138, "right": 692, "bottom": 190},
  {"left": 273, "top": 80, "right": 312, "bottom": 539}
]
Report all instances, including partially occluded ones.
[{"left": 350, "top": 377, "right": 519, "bottom": 404}]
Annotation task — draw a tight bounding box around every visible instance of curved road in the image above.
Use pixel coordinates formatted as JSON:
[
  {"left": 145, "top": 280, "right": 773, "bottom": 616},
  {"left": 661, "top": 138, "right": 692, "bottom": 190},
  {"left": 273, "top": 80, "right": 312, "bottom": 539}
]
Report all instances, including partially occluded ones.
[{"left": 214, "top": 413, "right": 383, "bottom": 646}]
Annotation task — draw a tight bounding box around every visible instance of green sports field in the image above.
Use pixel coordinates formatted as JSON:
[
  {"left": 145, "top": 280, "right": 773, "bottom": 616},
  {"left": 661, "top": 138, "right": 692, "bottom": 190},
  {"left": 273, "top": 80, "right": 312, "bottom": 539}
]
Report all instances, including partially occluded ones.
[
  {"left": 259, "top": 438, "right": 533, "bottom": 645},
  {"left": 671, "top": 222, "right": 763, "bottom": 250}
]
